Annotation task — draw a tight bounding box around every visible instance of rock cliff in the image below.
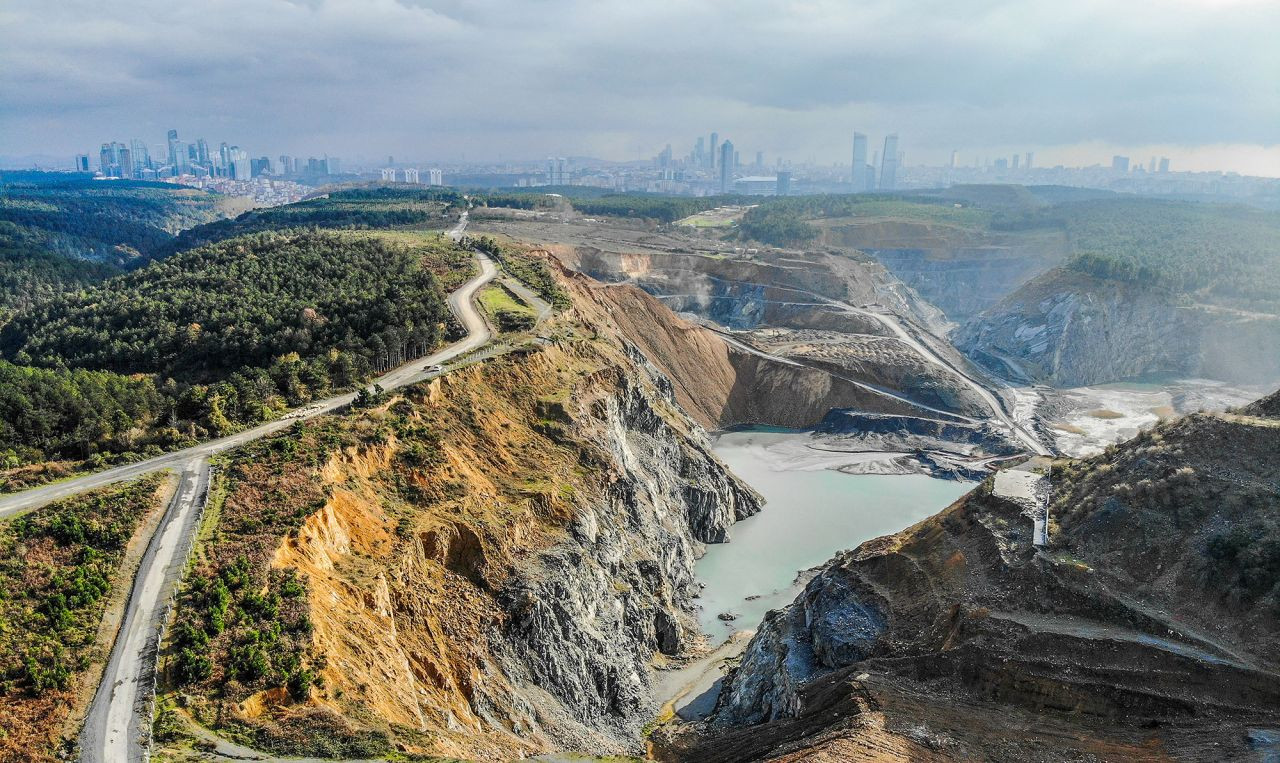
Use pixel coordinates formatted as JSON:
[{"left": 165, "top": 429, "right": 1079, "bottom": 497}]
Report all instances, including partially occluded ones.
[
  {"left": 956, "top": 268, "right": 1280, "bottom": 387},
  {"left": 160, "top": 279, "right": 761, "bottom": 760},
  {"left": 659, "top": 393, "right": 1280, "bottom": 761}
]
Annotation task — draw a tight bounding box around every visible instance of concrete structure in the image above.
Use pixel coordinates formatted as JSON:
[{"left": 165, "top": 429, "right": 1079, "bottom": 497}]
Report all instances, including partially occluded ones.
[
  {"left": 403, "top": 167, "right": 419, "bottom": 183},
  {"left": 852, "top": 132, "right": 868, "bottom": 191},
  {"left": 428, "top": 168, "right": 444, "bottom": 185},
  {"left": 733, "top": 175, "right": 780, "bottom": 195},
  {"left": 880, "top": 133, "right": 899, "bottom": 190},
  {"left": 719, "top": 139, "right": 734, "bottom": 193}
]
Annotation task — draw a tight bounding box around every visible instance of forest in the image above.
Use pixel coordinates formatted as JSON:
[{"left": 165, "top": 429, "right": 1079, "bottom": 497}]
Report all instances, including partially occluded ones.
[
  {"left": 995, "top": 198, "right": 1280, "bottom": 311},
  {"left": 164, "top": 186, "right": 462, "bottom": 252},
  {"left": 0, "top": 174, "right": 234, "bottom": 314},
  {"left": 0, "top": 230, "right": 462, "bottom": 471}
]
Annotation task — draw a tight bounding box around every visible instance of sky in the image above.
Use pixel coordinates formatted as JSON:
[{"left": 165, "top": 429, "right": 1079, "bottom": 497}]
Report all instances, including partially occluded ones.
[{"left": 2, "top": 0, "right": 1278, "bottom": 175}]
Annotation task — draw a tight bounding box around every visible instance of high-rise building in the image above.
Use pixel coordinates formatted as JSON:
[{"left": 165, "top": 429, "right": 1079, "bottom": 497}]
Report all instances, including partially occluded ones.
[
  {"left": 130, "top": 139, "right": 150, "bottom": 175},
  {"left": 734, "top": 150, "right": 740, "bottom": 169},
  {"left": 324, "top": 157, "right": 341, "bottom": 175},
  {"left": 709, "top": 132, "right": 718, "bottom": 168},
  {"left": 755, "top": 150, "right": 764, "bottom": 168},
  {"left": 852, "top": 132, "right": 868, "bottom": 191},
  {"left": 278, "top": 155, "right": 292, "bottom": 176},
  {"left": 1012, "top": 154, "right": 1020, "bottom": 170},
  {"left": 75, "top": 154, "right": 90, "bottom": 172},
  {"left": 1112, "top": 155, "right": 1130, "bottom": 172},
  {"left": 879, "top": 134, "right": 899, "bottom": 190},
  {"left": 99, "top": 142, "right": 132, "bottom": 177},
  {"left": 1148, "top": 156, "right": 1157, "bottom": 173},
  {"left": 719, "top": 139, "right": 734, "bottom": 192},
  {"left": 546, "top": 157, "right": 567, "bottom": 185},
  {"left": 949, "top": 149, "right": 958, "bottom": 169},
  {"left": 403, "top": 167, "right": 420, "bottom": 183},
  {"left": 694, "top": 136, "right": 705, "bottom": 166},
  {"left": 381, "top": 167, "right": 397, "bottom": 181},
  {"left": 428, "top": 168, "right": 444, "bottom": 186},
  {"left": 1025, "top": 152, "right": 1033, "bottom": 170},
  {"left": 776, "top": 170, "right": 791, "bottom": 196},
  {"left": 228, "top": 146, "right": 250, "bottom": 180},
  {"left": 1158, "top": 156, "right": 1170, "bottom": 173},
  {"left": 196, "top": 139, "right": 210, "bottom": 166},
  {"left": 166, "top": 129, "right": 179, "bottom": 166}
]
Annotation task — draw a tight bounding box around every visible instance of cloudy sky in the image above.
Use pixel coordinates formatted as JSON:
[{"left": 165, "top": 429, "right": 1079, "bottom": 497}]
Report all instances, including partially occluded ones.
[{"left": 2, "top": 0, "right": 1277, "bottom": 174}]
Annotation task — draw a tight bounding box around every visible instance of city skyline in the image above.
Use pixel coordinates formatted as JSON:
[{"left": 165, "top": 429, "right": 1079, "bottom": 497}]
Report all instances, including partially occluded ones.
[{"left": 2, "top": 0, "right": 1278, "bottom": 177}]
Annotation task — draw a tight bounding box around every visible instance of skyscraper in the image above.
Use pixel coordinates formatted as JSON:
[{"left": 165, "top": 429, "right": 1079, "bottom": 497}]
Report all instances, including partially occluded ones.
[
  {"left": 196, "top": 139, "right": 210, "bottom": 166},
  {"left": 719, "top": 139, "right": 734, "bottom": 192},
  {"left": 75, "top": 154, "right": 90, "bottom": 172},
  {"left": 1158, "top": 157, "right": 1170, "bottom": 173},
  {"left": 1012, "top": 154, "right": 1020, "bottom": 170},
  {"left": 710, "top": 132, "right": 718, "bottom": 168},
  {"left": 852, "top": 132, "right": 868, "bottom": 191},
  {"left": 879, "top": 134, "right": 899, "bottom": 190},
  {"left": 1025, "top": 152, "right": 1034, "bottom": 170},
  {"left": 776, "top": 170, "right": 791, "bottom": 196},
  {"left": 1112, "top": 155, "right": 1130, "bottom": 172},
  {"left": 166, "top": 129, "right": 179, "bottom": 166},
  {"left": 130, "top": 139, "right": 150, "bottom": 174}
]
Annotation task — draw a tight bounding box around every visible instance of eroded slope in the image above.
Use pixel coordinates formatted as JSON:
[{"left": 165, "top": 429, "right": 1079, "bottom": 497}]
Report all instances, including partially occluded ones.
[{"left": 661, "top": 397, "right": 1280, "bottom": 761}]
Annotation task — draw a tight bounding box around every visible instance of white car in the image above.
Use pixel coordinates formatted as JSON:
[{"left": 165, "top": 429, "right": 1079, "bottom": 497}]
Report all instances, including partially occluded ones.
[{"left": 425, "top": 364, "right": 444, "bottom": 373}]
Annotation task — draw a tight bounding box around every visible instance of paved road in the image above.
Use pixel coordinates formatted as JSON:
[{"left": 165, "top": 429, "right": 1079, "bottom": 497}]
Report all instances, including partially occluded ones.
[
  {"left": 0, "top": 213, "right": 489, "bottom": 522},
  {"left": 79, "top": 457, "right": 209, "bottom": 763},
  {"left": 0, "top": 211, "right": 498, "bottom": 763}
]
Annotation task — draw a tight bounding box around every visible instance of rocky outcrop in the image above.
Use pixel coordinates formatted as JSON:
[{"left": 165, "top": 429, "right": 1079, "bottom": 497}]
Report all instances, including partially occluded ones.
[
  {"left": 663, "top": 396, "right": 1280, "bottom": 761},
  {"left": 560, "top": 266, "right": 987, "bottom": 428},
  {"left": 956, "top": 268, "right": 1280, "bottom": 386},
  {"left": 819, "top": 218, "right": 1068, "bottom": 320}
]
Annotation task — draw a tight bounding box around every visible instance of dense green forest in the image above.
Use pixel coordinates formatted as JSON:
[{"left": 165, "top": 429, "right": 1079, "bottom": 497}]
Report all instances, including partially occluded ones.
[
  {"left": 165, "top": 186, "right": 462, "bottom": 252},
  {"left": 476, "top": 190, "right": 742, "bottom": 224},
  {"left": 0, "top": 230, "right": 465, "bottom": 471},
  {"left": 993, "top": 198, "right": 1280, "bottom": 311},
  {"left": 0, "top": 174, "right": 234, "bottom": 313},
  {"left": 737, "top": 193, "right": 993, "bottom": 246}
]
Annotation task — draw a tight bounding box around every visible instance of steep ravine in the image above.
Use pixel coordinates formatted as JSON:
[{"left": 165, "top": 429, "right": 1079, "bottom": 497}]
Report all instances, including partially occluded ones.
[{"left": 157, "top": 296, "right": 760, "bottom": 760}]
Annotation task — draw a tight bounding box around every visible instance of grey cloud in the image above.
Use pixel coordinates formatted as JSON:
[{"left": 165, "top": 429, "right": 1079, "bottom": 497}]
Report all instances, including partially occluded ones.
[{"left": 1, "top": 0, "right": 1275, "bottom": 163}]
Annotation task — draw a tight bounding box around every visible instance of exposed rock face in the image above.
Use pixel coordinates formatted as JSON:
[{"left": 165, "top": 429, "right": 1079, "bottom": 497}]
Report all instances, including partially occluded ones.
[
  {"left": 956, "top": 268, "right": 1280, "bottom": 386},
  {"left": 274, "top": 343, "right": 759, "bottom": 760},
  {"left": 552, "top": 257, "right": 992, "bottom": 427},
  {"left": 819, "top": 218, "right": 1068, "bottom": 320},
  {"left": 662, "top": 397, "right": 1280, "bottom": 761}
]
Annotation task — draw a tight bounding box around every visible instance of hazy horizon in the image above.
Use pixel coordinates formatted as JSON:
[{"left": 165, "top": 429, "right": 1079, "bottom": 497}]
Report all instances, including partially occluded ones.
[{"left": 3, "top": 0, "right": 1277, "bottom": 176}]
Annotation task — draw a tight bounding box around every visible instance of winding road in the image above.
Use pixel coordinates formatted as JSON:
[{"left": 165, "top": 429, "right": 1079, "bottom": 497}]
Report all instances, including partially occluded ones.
[
  {"left": 0, "top": 213, "right": 488, "bottom": 523},
  {"left": 0, "top": 213, "right": 501, "bottom": 763}
]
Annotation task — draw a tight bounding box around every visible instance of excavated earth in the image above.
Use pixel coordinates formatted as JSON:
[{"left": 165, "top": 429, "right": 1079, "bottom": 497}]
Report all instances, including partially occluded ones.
[{"left": 657, "top": 397, "right": 1280, "bottom": 762}]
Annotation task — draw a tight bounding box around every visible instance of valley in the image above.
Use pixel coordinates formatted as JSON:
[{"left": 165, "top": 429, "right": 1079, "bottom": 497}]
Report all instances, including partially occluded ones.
[{"left": 0, "top": 180, "right": 1275, "bottom": 762}]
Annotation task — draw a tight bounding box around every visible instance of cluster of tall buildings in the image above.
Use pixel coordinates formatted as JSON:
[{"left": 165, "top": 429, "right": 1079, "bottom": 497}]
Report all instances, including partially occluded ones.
[
  {"left": 80, "top": 128, "right": 343, "bottom": 182},
  {"left": 851, "top": 132, "right": 902, "bottom": 191},
  {"left": 1112, "top": 154, "right": 1171, "bottom": 174},
  {"left": 379, "top": 166, "right": 444, "bottom": 185}
]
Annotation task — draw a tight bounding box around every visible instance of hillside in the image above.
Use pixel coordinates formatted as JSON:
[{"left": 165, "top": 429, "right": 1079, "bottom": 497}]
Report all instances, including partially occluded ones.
[
  {"left": 165, "top": 185, "right": 462, "bottom": 253},
  {"left": 0, "top": 476, "right": 169, "bottom": 762},
  {"left": 660, "top": 394, "right": 1280, "bottom": 761},
  {"left": 152, "top": 279, "right": 759, "bottom": 760},
  {"left": 0, "top": 174, "right": 241, "bottom": 313},
  {"left": 0, "top": 229, "right": 468, "bottom": 478}
]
